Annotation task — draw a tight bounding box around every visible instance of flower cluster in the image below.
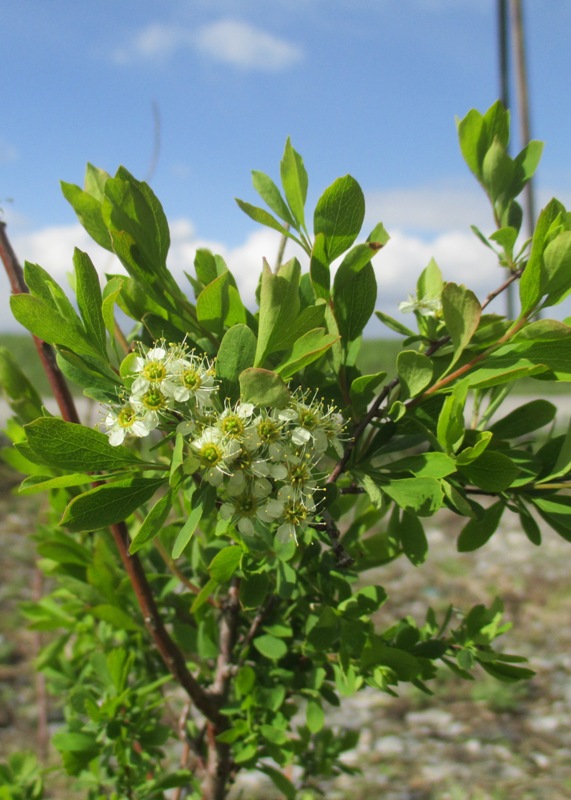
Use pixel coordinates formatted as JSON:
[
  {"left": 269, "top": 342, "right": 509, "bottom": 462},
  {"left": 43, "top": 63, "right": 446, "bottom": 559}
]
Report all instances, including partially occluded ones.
[{"left": 103, "top": 340, "right": 345, "bottom": 545}]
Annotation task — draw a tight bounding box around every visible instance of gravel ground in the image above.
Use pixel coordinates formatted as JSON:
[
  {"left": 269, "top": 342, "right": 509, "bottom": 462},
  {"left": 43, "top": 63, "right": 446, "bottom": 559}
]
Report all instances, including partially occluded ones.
[{"left": 1, "top": 396, "right": 571, "bottom": 798}]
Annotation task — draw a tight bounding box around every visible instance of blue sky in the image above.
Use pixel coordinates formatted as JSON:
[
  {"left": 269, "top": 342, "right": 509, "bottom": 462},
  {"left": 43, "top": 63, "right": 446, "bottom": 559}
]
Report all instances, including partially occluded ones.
[{"left": 2, "top": 0, "right": 571, "bottom": 332}]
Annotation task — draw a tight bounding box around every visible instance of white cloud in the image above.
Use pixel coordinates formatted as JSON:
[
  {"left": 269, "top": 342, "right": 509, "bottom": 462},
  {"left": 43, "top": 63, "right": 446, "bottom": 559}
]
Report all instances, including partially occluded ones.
[
  {"left": 1, "top": 214, "right": 503, "bottom": 335},
  {"left": 365, "top": 180, "right": 493, "bottom": 235},
  {"left": 194, "top": 19, "right": 303, "bottom": 71},
  {"left": 111, "top": 18, "right": 303, "bottom": 72}
]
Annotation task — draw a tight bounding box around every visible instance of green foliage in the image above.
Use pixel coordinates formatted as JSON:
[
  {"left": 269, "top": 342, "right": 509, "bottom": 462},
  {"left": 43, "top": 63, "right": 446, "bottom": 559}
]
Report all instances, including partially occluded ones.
[{"left": 1, "top": 100, "right": 570, "bottom": 799}]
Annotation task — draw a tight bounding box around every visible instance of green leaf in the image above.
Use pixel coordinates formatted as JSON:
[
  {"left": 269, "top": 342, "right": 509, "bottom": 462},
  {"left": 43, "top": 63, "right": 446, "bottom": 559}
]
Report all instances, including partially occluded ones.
[
  {"left": 399, "top": 511, "right": 428, "bottom": 565},
  {"left": 10, "top": 294, "right": 99, "bottom": 360},
  {"left": 255, "top": 258, "right": 301, "bottom": 366},
  {"left": 196, "top": 271, "right": 247, "bottom": 335},
  {"left": 56, "top": 349, "right": 120, "bottom": 402},
  {"left": 382, "top": 477, "right": 443, "bottom": 517},
  {"left": 310, "top": 232, "right": 331, "bottom": 299},
  {"left": 0, "top": 346, "right": 43, "bottom": 424},
  {"left": 280, "top": 137, "right": 308, "bottom": 231},
  {"left": 208, "top": 545, "right": 243, "bottom": 583},
  {"left": 275, "top": 327, "right": 339, "bottom": 379},
  {"left": 519, "top": 199, "right": 564, "bottom": 313},
  {"left": 387, "top": 452, "right": 456, "bottom": 479},
  {"left": 91, "top": 604, "right": 142, "bottom": 632},
  {"left": 18, "top": 473, "right": 93, "bottom": 495},
  {"left": 436, "top": 393, "right": 465, "bottom": 453},
  {"left": 61, "top": 477, "right": 166, "bottom": 532},
  {"left": 253, "top": 633, "right": 288, "bottom": 661},
  {"left": 441, "top": 283, "right": 481, "bottom": 368},
  {"left": 417, "top": 258, "right": 443, "bottom": 300},
  {"left": 251, "top": 170, "right": 295, "bottom": 226},
  {"left": 104, "top": 169, "right": 170, "bottom": 274},
  {"left": 375, "top": 310, "right": 415, "bottom": 337},
  {"left": 101, "top": 276, "right": 125, "bottom": 340},
  {"left": 259, "top": 765, "right": 296, "bottom": 800},
  {"left": 541, "top": 230, "right": 571, "bottom": 308},
  {"left": 240, "top": 573, "right": 269, "bottom": 609},
  {"left": 479, "top": 660, "right": 535, "bottom": 683},
  {"left": 459, "top": 450, "right": 519, "bottom": 492},
  {"left": 531, "top": 495, "right": 571, "bottom": 542},
  {"left": 489, "top": 399, "right": 556, "bottom": 439},
  {"left": 190, "top": 578, "right": 217, "bottom": 614},
  {"left": 455, "top": 431, "right": 493, "bottom": 466},
  {"left": 313, "top": 175, "right": 365, "bottom": 261},
  {"left": 457, "top": 500, "right": 504, "bottom": 552},
  {"left": 73, "top": 248, "right": 106, "bottom": 356},
  {"left": 482, "top": 138, "right": 513, "bottom": 206},
  {"left": 457, "top": 108, "right": 486, "bottom": 179},
  {"left": 172, "top": 500, "right": 206, "bottom": 559},
  {"left": 234, "top": 198, "right": 304, "bottom": 250},
  {"left": 306, "top": 699, "right": 325, "bottom": 733},
  {"left": 396, "top": 350, "right": 433, "bottom": 398},
  {"left": 216, "top": 324, "right": 257, "bottom": 403},
  {"left": 511, "top": 140, "right": 544, "bottom": 196},
  {"left": 334, "top": 261, "right": 377, "bottom": 342},
  {"left": 23, "top": 418, "right": 145, "bottom": 471},
  {"left": 129, "top": 490, "right": 174, "bottom": 554},
  {"left": 61, "top": 169, "right": 112, "bottom": 251},
  {"left": 349, "top": 371, "right": 387, "bottom": 416},
  {"left": 239, "top": 368, "right": 290, "bottom": 408}
]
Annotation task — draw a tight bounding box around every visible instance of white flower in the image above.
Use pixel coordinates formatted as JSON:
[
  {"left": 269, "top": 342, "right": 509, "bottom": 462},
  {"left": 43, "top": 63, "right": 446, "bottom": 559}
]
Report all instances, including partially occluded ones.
[
  {"left": 216, "top": 403, "right": 255, "bottom": 441},
  {"left": 279, "top": 395, "right": 344, "bottom": 455},
  {"left": 398, "top": 293, "right": 442, "bottom": 317},
  {"left": 220, "top": 481, "right": 273, "bottom": 536},
  {"left": 131, "top": 386, "right": 170, "bottom": 432},
  {"left": 103, "top": 403, "right": 154, "bottom": 446},
  {"left": 191, "top": 427, "right": 241, "bottom": 486},
  {"left": 166, "top": 353, "right": 217, "bottom": 407},
  {"left": 131, "top": 344, "right": 174, "bottom": 396}
]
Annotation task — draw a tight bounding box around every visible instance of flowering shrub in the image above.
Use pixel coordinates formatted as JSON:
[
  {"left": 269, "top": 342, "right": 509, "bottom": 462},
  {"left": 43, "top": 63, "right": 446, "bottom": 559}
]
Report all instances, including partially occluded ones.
[{"left": 1, "top": 100, "right": 571, "bottom": 798}]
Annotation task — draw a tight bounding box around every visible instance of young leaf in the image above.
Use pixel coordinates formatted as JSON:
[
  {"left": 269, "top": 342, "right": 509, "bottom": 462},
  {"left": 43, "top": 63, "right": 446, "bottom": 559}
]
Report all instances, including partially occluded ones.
[
  {"left": 280, "top": 138, "right": 308, "bottom": 232},
  {"left": 239, "top": 368, "right": 290, "bottom": 409},
  {"left": 10, "top": 294, "right": 101, "bottom": 361},
  {"left": 73, "top": 248, "right": 106, "bottom": 357},
  {"left": 216, "top": 324, "right": 257, "bottom": 403},
  {"left": 275, "top": 328, "right": 339, "bottom": 379},
  {"left": 61, "top": 179, "right": 112, "bottom": 252},
  {"left": 255, "top": 258, "right": 301, "bottom": 365},
  {"left": 397, "top": 350, "right": 433, "bottom": 398},
  {"left": 441, "top": 282, "right": 481, "bottom": 369},
  {"left": 456, "top": 108, "right": 486, "bottom": 180},
  {"left": 313, "top": 175, "right": 365, "bottom": 261},
  {"left": 251, "top": 170, "right": 295, "bottom": 226}
]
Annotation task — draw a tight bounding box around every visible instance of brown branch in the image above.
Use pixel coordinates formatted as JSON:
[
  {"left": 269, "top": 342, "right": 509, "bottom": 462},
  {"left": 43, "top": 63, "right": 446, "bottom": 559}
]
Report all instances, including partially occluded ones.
[
  {"left": 0, "top": 222, "right": 223, "bottom": 726},
  {"left": 0, "top": 222, "right": 80, "bottom": 423}
]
